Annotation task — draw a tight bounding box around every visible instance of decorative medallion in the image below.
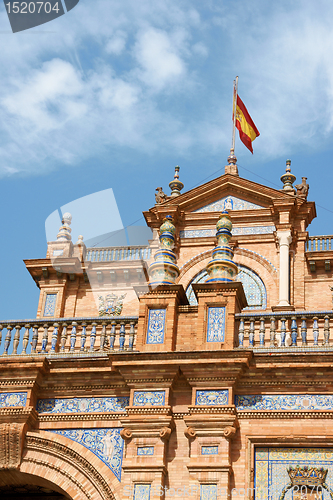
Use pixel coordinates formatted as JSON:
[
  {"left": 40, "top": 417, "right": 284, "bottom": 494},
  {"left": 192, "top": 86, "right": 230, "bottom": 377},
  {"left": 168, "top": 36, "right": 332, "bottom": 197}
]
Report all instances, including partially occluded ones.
[{"left": 98, "top": 293, "right": 126, "bottom": 316}]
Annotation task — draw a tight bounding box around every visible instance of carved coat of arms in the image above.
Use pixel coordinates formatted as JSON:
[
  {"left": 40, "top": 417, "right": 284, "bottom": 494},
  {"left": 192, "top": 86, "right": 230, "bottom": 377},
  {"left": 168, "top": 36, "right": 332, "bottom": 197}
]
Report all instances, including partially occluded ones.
[{"left": 98, "top": 293, "right": 126, "bottom": 316}]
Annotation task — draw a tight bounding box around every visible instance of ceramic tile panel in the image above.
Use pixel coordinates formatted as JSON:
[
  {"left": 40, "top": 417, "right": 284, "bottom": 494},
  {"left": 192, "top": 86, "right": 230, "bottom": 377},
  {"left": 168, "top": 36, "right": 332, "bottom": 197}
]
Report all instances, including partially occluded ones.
[
  {"left": 133, "top": 391, "right": 165, "bottom": 406},
  {"left": 201, "top": 446, "right": 218, "bottom": 455},
  {"left": 194, "top": 195, "right": 264, "bottom": 212},
  {"left": 255, "top": 447, "right": 333, "bottom": 500},
  {"left": 133, "top": 484, "right": 151, "bottom": 500},
  {"left": 37, "top": 396, "right": 129, "bottom": 414},
  {"left": 137, "top": 446, "right": 154, "bottom": 456},
  {"left": 235, "top": 395, "right": 333, "bottom": 411},
  {"left": 200, "top": 484, "right": 217, "bottom": 500},
  {"left": 195, "top": 390, "right": 228, "bottom": 406},
  {"left": 206, "top": 307, "right": 225, "bottom": 342},
  {"left": 51, "top": 428, "right": 124, "bottom": 480},
  {"left": 43, "top": 293, "right": 57, "bottom": 317},
  {"left": 0, "top": 392, "right": 27, "bottom": 408},
  {"left": 146, "top": 309, "right": 166, "bottom": 344}
]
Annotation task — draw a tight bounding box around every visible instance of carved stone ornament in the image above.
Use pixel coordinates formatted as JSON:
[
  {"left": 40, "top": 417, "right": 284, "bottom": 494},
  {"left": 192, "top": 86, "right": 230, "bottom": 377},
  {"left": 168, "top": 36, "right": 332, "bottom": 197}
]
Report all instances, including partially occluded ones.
[
  {"left": 295, "top": 177, "right": 309, "bottom": 200},
  {"left": 223, "top": 426, "right": 236, "bottom": 440},
  {"left": 0, "top": 422, "right": 25, "bottom": 469},
  {"left": 155, "top": 187, "right": 167, "bottom": 204},
  {"left": 120, "top": 428, "right": 132, "bottom": 441},
  {"left": 159, "top": 426, "right": 172, "bottom": 441},
  {"left": 184, "top": 426, "right": 196, "bottom": 440}
]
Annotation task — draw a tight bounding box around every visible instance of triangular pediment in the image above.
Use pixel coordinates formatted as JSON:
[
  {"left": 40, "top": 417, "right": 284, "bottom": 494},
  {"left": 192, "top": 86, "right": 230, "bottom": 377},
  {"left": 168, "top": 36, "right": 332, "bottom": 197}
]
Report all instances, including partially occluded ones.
[{"left": 194, "top": 195, "right": 264, "bottom": 213}]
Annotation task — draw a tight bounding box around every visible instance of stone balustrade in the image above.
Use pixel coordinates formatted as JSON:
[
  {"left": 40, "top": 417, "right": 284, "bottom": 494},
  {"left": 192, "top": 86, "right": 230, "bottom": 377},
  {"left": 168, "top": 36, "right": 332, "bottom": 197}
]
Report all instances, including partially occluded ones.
[
  {"left": 85, "top": 245, "right": 151, "bottom": 262},
  {"left": 235, "top": 311, "right": 333, "bottom": 349},
  {"left": 306, "top": 235, "right": 333, "bottom": 251},
  {"left": 0, "top": 317, "right": 138, "bottom": 357}
]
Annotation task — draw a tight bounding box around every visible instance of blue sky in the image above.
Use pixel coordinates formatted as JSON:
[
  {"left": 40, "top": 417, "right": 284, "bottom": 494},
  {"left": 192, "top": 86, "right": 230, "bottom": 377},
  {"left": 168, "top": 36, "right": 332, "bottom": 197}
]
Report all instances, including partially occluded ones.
[{"left": 1, "top": 0, "right": 333, "bottom": 320}]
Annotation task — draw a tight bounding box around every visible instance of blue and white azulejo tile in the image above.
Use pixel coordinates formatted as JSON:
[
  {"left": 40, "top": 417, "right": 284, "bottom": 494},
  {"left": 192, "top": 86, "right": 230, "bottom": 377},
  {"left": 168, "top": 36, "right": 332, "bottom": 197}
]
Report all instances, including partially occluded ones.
[
  {"left": 133, "top": 391, "right": 165, "bottom": 407},
  {"left": 146, "top": 309, "right": 166, "bottom": 344},
  {"left": 235, "top": 394, "right": 333, "bottom": 411},
  {"left": 37, "top": 396, "right": 129, "bottom": 414},
  {"left": 137, "top": 446, "right": 154, "bottom": 456},
  {"left": 206, "top": 307, "right": 225, "bottom": 342},
  {"left": 195, "top": 390, "right": 228, "bottom": 406},
  {"left": 0, "top": 392, "right": 27, "bottom": 408}
]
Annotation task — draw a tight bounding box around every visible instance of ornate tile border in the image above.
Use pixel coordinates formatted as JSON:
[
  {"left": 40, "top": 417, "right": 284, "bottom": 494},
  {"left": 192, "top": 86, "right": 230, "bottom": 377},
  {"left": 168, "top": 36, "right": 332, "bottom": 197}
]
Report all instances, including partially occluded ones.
[
  {"left": 195, "top": 390, "right": 228, "bottom": 406},
  {"left": 37, "top": 396, "right": 129, "bottom": 414},
  {"left": 0, "top": 392, "right": 27, "bottom": 408},
  {"left": 133, "top": 391, "right": 165, "bottom": 407},
  {"left": 207, "top": 307, "right": 225, "bottom": 342},
  {"left": 180, "top": 226, "right": 275, "bottom": 238},
  {"left": 51, "top": 427, "right": 124, "bottom": 480},
  {"left": 146, "top": 309, "right": 166, "bottom": 344},
  {"left": 235, "top": 395, "right": 333, "bottom": 411},
  {"left": 137, "top": 446, "right": 154, "bottom": 456},
  {"left": 202, "top": 446, "right": 218, "bottom": 455}
]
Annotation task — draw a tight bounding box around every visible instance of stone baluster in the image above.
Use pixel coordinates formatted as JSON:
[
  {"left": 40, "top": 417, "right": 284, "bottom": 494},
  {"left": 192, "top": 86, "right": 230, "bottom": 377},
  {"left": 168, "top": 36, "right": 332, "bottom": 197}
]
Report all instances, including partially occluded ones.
[
  {"left": 313, "top": 317, "right": 319, "bottom": 346},
  {"left": 238, "top": 318, "right": 245, "bottom": 347},
  {"left": 4, "top": 325, "right": 13, "bottom": 355},
  {"left": 280, "top": 318, "right": 286, "bottom": 347},
  {"left": 291, "top": 316, "right": 297, "bottom": 346},
  {"left": 22, "top": 324, "right": 30, "bottom": 354},
  {"left": 41, "top": 324, "right": 49, "bottom": 353},
  {"left": 12, "top": 325, "right": 21, "bottom": 355},
  {"left": 100, "top": 323, "right": 106, "bottom": 351},
  {"left": 50, "top": 323, "right": 59, "bottom": 354},
  {"left": 70, "top": 322, "right": 77, "bottom": 352},
  {"left": 259, "top": 317, "right": 265, "bottom": 347},
  {"left": 249, "top": 318, "right": 255, "bottom": 347},
  {"left": 89, "top": 323, "right": 97, "bottom": 351},
  {"left": 301, "top": 316, "right": 307, "bottom": 346},
  {"left": 119, "top": 322, "right": 125, "bottom": 351},
  {"left": 109, "top": 321, "right": 116, "bottom": 351},
  {"left": 128, "top": 322, "right": 135, "bottom": 351},
  {"left": 270, "top": 317, "right": 276, "bottom": 347},
  {"left": 80, "top": 323, "right": 87, "bottom": 351},
  {"left": 324, "top": 316, "right": 330, "bottom": 345},
  {"left": 31, "top": 325, "right": 39, "bottom": 354},
  {"left": 60, "top": 323, "right": 67, "bottom": 351}
]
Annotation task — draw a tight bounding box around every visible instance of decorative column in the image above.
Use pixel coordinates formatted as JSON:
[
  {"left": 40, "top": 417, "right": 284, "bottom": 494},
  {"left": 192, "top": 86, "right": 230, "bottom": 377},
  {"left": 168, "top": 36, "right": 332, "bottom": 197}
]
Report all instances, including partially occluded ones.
[
  {"left": 206, "top": 211, "right": 238, "bottom": 283},
  {"left": 148, "top": 215, "right": 180, "bottom": 286},
  {"left": 277, "top": 230, "right": 292, "bottom": 307}
]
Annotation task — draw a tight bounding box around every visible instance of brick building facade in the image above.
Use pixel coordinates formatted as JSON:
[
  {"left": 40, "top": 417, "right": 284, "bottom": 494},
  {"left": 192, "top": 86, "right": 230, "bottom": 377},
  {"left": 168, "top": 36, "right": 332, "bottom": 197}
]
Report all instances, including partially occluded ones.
[{"left": 0, "top": 159, "right": 333, "bottom": 500}]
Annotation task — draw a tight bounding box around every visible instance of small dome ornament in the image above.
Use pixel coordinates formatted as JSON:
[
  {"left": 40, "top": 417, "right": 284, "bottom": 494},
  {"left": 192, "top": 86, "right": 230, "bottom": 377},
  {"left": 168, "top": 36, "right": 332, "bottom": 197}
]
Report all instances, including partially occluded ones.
[
  {"left": 57, "top": 212, "right": 72, "bottom": 241},
  {"left": 169, "top": 166, "right": 184, "bottom": 198},
  {"left": 148, "top": 215, "right": 180, "bottom": 285},
  {"left": 205, "top": 210, "right": 238, "bottom": 283},
  {"left": 280, "top": 159, "right": 296, "bottom": 194}
]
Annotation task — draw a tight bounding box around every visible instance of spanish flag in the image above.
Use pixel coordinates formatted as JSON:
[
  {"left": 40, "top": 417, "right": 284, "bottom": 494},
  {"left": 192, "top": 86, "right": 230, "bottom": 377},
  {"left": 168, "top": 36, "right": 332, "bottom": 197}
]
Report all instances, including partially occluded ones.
[{"left": 234, "top": 95, "right": 260, "bottom": 154}]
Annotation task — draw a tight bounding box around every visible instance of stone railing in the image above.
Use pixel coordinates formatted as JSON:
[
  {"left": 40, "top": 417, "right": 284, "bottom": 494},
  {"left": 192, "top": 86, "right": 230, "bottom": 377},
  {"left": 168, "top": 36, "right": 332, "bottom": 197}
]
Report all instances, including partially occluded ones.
[
  {"left": 85, "top": 246, "right": 152, "bottom": 262},
  {"left": 306, "top": 236, "right": 333, "bottom": 252},
  {"left": 235, "top": 311, "right": 333, "bottom": 350},
  {"left": 0, "top": 317, "right": 138, "bottom": 357}
]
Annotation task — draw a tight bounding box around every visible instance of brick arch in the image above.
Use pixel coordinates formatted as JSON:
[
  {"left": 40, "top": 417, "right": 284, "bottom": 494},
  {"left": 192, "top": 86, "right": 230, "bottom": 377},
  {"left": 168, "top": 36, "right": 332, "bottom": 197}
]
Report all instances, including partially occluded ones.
[
  {"left": 19, "top": 430, "right": 120, "bottom": 500},
  {"left": 177, "top": 247, "right": 278, "bottom": 309}
]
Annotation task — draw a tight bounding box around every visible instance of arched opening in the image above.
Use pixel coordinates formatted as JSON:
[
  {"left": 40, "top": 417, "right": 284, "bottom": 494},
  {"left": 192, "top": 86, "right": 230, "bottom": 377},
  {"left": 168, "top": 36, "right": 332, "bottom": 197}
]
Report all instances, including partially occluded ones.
[
  {"left": 185, "top": 264, "right": 267, "bottom": 310},
  {"left": 0, "top": 470, "right": 71, "bottom": 500}
]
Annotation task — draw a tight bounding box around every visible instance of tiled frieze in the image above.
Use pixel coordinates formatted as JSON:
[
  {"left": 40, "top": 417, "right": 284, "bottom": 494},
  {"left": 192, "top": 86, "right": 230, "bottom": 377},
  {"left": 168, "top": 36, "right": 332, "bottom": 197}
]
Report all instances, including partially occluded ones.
[
  {"left": 37, "top": 396, "right": 129, "bottom": 414},
  {"left": 200, "top": 484, "right": 217, "bottom": 500},
  {"left": 146, "top": 309, "right": 166, "bottom": 344},
  {"left": 201, "top": 446, "right": 218, "bottom": 455},
  {"left": 0, "top": 392, "right": 27, "bottom": 408},
  {"left": 235, "top": 394, "right": 333, "bottom": 411},
  {"left": 179, "top": 226, "right": 275, "bottom": 238},
  {"left": 43, "top": 293, "right": 57, "bottom": 317},
  {"left": 194, "top": 195, "right": 264, "bottom": 212},
  {"left": 133, "top": 391, "right": 165, "bottom": 407},
  {"left": 51, "top": 428, "right": 124, "bottom": 480},
  {"left": 255, "top": 447, "right": 333, "bottom": 500},
  {"left": 195, "top": 390, "right": 228, "bottom": 406},
  {"left": 206, "top": 307, "right": 225, "bottom": 342},
  {"left": 133, "top": 484, "right": 151, "bottom": 500},
  {"left": 137, "top": 446, "right": 154, "bottom": 456}
]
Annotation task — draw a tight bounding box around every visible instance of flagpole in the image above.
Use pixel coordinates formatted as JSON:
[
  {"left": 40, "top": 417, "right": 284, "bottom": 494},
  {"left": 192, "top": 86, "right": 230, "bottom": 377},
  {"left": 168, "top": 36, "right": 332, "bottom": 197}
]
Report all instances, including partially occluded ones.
[{"left": 230, "top": 75, "right": 238, "bottom": 157}]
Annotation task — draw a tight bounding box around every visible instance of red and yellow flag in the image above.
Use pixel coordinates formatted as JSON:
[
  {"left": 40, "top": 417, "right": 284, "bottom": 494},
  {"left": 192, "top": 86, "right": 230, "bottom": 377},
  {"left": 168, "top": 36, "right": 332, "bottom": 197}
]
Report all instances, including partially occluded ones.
[{"left": 234, "top": 95, "right": 260, "bottom": 154}]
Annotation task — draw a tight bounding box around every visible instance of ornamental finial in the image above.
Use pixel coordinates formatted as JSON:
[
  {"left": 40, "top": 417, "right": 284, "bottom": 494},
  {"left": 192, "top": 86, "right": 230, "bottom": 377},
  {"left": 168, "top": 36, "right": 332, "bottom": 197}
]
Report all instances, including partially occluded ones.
[
  {"left": 205, "top": 210, "right": 238, "bottom": 282},
  {"left": 148, "top": 215, "right": 180, "bottom": 285},
  {"left": 57, "top": 212, "right": 72, "bottom": 241},
  {"left": 280, "top": 159, "right": 296, "bottom": 194},
  {"left": 169, "top": 165, "right": 184, "bottom": 197}
]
